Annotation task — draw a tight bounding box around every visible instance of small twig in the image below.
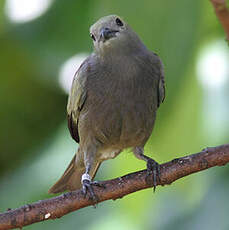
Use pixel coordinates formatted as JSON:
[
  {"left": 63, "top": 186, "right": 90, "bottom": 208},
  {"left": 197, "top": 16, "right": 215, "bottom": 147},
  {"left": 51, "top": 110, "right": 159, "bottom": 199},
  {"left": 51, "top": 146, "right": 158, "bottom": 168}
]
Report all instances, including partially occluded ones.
[
  {"left": 210, "top": 0, "right": 229, "bottom": 42},
  {"left": 0, "top": 144, "right": 229, "bottom": 230}
]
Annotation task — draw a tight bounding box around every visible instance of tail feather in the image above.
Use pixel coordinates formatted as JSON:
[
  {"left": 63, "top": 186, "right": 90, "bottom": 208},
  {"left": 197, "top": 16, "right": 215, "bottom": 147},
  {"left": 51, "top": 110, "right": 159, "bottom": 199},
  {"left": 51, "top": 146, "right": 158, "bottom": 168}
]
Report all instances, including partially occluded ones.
[{"left": 48, "top": 152, "right": 101, "bottom": 194}]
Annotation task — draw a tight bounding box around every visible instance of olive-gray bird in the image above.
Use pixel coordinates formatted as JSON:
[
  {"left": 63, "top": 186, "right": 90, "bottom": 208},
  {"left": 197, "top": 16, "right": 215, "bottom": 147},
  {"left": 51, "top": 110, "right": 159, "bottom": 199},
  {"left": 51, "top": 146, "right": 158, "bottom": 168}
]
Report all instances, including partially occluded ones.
[{"left": 49, "top": 15, "right": 165, "bottom": 197}]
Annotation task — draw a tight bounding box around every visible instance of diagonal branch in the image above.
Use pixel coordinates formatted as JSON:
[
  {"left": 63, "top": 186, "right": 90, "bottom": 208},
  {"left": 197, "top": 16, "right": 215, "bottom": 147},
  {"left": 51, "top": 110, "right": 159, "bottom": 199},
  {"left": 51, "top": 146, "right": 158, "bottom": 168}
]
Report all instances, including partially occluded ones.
[
  {"left": 0, "top": 144, "right": 229, "bottom": 230},
  {"left": 210, "top": 0, "right": 229, "bottom": 42}
]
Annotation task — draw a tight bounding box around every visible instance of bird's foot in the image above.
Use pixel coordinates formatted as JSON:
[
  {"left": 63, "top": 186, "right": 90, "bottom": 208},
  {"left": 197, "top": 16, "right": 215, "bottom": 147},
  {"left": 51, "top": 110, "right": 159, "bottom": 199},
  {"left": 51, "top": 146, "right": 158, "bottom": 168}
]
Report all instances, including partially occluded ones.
[
  {"left": 146, "top": 158, "right": 161, "bottom": 192},
  {"left": 81, "top": 173, "right": 105, "bottom": 203}
]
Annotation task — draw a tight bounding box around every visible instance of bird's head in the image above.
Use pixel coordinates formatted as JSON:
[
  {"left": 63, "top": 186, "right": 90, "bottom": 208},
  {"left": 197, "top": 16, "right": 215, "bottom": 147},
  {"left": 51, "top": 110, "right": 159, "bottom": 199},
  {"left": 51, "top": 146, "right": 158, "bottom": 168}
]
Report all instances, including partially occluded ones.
[{"left": 90, "top": 15, "right": 144, "bottom": 55}]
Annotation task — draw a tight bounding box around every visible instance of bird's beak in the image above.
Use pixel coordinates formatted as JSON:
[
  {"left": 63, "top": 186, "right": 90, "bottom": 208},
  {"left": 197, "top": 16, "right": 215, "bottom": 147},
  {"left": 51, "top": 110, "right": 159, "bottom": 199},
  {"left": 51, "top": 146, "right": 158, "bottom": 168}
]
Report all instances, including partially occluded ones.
[{"left": 99, "top": 28, "right": 119, "bottom": 42}]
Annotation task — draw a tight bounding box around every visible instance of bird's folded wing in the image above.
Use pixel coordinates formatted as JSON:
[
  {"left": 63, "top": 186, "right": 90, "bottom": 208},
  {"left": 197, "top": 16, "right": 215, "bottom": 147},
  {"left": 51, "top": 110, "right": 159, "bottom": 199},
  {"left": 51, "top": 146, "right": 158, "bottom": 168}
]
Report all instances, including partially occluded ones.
[{"left": 67, "top": 59, "right": 88, "bottom": 143}]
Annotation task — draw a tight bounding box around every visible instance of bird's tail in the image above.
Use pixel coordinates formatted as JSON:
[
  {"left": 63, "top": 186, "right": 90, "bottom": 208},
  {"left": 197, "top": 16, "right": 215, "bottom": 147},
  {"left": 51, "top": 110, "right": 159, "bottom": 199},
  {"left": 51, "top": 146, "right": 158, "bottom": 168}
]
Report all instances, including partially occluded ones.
[{"left": 48, "top": 149, "right": 101, "bottom": 194}]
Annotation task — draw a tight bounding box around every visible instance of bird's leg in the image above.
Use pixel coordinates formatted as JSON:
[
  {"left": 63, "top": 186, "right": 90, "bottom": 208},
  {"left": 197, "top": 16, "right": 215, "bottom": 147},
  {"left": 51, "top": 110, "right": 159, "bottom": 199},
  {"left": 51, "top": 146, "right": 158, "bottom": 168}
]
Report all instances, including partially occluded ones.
[
  {"left": 81, "top": 168, "right": 95, "bottom": 200},
  {"left": 133, "top": 147, "right": 160, "bottom": 192},
  {"left": 81, "top": 149, "right": 104, "bottom": 202}
]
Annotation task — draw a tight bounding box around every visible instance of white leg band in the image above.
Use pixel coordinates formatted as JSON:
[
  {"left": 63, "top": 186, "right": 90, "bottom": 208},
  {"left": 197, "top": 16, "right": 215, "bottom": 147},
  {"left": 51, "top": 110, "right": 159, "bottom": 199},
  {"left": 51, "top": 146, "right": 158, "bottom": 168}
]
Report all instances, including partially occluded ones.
[{"left": 81, "top": 173, "right": 91, "bottom": 184}]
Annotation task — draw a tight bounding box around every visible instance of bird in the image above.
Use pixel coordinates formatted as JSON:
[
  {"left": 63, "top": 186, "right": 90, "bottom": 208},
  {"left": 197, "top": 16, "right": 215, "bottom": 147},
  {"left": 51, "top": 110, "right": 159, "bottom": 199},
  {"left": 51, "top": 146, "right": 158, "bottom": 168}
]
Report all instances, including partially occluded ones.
[{"left": 48, "top": 15, "right": 165, "bottom": 199}]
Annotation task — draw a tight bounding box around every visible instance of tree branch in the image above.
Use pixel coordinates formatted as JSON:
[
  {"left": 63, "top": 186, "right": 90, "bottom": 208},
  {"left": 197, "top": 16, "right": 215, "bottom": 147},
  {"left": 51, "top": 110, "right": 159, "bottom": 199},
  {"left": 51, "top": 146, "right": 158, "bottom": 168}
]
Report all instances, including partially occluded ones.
[
  {"left": 210, "top": 0, "right": 229, "bottom": 42},
  {"left": 0, "top": 144, "right": 229, "bottom": 230}
]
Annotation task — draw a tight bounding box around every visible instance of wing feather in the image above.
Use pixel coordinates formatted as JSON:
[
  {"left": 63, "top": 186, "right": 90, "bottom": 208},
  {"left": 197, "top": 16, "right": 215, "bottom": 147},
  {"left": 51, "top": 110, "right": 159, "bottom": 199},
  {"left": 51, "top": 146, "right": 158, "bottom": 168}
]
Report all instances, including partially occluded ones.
[
  {"left": 150, "top": 52, "right": 165, "bottom": 107},
  {"left": 158, "top": 58, "right": 165, "bottom": 107},
  {"left": 67, "top": 59, "right": 88, "bottom": 143}
]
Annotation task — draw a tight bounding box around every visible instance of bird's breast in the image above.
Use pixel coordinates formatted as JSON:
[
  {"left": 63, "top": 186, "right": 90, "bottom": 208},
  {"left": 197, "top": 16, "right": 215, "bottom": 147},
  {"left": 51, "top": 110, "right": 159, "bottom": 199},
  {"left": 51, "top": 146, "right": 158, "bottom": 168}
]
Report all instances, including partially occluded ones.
[{"left": 79, "top": 56, "right": 158, "bottom": 149}]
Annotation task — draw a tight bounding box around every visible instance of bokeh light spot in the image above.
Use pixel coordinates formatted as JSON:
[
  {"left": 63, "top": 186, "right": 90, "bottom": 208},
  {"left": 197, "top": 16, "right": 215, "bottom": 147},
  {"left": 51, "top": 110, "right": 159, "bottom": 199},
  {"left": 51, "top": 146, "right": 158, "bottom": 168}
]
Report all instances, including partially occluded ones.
[
  {"left": 59, "top": 53, "right": 88, "bottom": 94},
  {"left": 197, "top": 40, "right": 229, "bottom": 89},
  {"left": 5, "top": 0, "right": 53, "bottom": 23}
]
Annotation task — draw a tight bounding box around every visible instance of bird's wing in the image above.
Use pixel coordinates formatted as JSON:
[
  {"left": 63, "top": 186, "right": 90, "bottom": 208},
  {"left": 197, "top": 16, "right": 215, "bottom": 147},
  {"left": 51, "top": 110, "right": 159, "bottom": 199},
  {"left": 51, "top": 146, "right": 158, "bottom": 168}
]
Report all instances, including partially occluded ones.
[
  {"left": 157, "top": 56, "right": 165, "bottom": 107},
  {"left": 67, "top": 58, "right": 89, "bottom": 143},
  {"left": 150, "top": 52, "right": 165, "bottom": 107}
]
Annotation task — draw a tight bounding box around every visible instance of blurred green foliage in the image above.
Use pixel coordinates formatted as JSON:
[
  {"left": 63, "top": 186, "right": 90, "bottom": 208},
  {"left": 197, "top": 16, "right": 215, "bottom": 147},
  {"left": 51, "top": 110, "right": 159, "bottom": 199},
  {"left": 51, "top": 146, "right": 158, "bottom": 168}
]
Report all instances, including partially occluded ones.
[{"left": 0, "top": 0, "right": 229, "bottom": 229}]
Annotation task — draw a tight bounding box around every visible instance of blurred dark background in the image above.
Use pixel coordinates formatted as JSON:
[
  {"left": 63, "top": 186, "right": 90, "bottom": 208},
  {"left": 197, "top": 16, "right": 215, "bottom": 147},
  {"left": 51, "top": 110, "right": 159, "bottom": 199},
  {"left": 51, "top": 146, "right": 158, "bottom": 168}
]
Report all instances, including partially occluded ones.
[{"left": 0, "top": 0, "right": 229, "bottom": 229}]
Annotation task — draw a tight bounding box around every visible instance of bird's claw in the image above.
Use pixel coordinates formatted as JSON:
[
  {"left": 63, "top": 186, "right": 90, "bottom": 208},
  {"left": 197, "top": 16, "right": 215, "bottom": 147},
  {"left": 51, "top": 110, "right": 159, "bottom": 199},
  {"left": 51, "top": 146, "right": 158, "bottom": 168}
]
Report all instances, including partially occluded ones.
[
  {"left": 82, "top": 179, "right": 98, "bottom": 202},
  {"left": 81, "top": 177, "right": 105, "bottom": 204},
  {"left": 146, "top": 158, "right": 161, "bottom": 192}
]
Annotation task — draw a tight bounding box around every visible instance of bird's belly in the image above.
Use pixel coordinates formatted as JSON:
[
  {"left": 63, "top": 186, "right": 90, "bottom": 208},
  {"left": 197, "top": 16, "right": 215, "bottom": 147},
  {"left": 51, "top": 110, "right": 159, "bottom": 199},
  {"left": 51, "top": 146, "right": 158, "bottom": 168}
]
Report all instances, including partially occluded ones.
[
  {"left": 92, "top": 105, "right": 155, "bottom": 149},
  {"left": 98, "top": 148, "right": 121, "bottom": 160},
  {"left": 79, "top": 88, "right": 156, "bottom": 150}
]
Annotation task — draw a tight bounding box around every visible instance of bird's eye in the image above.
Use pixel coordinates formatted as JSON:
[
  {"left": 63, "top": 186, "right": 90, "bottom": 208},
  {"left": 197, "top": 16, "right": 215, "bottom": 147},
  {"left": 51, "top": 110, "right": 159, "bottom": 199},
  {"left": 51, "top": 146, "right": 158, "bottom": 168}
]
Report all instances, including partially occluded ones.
[
  {"left": 115, "top": 18, "right": 123, "bottom": 26},
  {"left": 90, "top": 33, "right": 96, "bottom": 41}
]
